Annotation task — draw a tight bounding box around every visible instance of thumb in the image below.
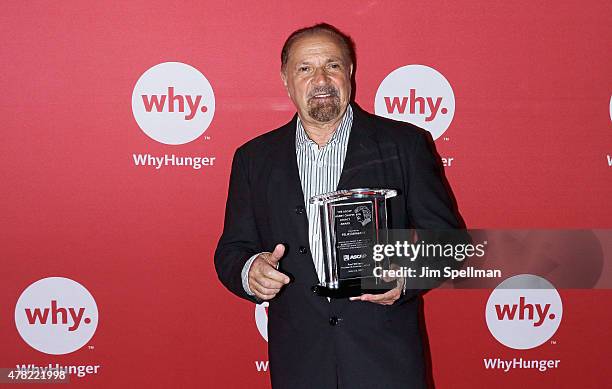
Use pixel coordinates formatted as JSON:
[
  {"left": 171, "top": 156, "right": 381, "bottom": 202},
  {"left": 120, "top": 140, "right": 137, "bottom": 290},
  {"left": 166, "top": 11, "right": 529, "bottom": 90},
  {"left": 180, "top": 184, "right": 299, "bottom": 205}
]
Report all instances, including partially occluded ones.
[{"left": 268, "top": 244, "right": 285, "bottom": 264}]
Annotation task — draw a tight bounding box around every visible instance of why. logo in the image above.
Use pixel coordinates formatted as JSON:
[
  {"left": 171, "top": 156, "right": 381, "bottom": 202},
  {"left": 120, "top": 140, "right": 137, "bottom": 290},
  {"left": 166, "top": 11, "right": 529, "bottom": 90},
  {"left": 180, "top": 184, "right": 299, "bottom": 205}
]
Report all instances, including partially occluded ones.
[
  {"left": 485, "top": 274, "right": 562, "bottom": 350},
  {"left": 15, "top": 277, "right": 98, "bottom": 355},
  {"left": 132, "top": 62, "right": 216, "bottom": 145},
  {"left": 255, "top": 302, "right": 269, "bottom": 342},
  {"left": 374, "top": 64, "right": 455, "bottom": 140}
]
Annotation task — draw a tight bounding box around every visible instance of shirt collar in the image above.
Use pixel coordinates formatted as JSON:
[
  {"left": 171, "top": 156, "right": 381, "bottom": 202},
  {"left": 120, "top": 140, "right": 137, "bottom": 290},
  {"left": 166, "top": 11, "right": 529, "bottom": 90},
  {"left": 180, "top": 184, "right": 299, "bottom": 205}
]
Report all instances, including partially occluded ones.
[{"left": 296, "top": 105, "right": 353, "bottom": 149}]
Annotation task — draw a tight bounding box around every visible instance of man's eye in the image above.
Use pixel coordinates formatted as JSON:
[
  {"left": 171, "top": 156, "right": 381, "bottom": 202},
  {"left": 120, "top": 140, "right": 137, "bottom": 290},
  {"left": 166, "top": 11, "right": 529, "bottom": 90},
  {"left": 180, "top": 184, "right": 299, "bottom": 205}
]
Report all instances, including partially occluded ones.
[
  {"left": 298, "top": 66, "right": 310, "bottom": 72},
  {"left": 328, "top": 63, "right": 340, "bottom": 69}
]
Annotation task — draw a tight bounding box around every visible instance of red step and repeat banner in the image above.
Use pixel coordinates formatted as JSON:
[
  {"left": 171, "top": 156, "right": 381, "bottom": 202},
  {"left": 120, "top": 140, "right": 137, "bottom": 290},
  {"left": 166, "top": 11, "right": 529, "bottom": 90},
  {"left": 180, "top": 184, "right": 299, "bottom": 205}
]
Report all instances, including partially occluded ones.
[{"left": 1, "top": 1, "right": 611, "bottom": 387}]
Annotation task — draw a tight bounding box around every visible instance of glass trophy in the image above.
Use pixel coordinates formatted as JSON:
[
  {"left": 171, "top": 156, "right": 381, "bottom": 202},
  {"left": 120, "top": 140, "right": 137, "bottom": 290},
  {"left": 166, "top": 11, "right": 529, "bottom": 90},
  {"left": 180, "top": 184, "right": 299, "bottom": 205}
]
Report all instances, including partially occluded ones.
[{"left": 310, "top": 188, "right": 398, "bottom": 298}]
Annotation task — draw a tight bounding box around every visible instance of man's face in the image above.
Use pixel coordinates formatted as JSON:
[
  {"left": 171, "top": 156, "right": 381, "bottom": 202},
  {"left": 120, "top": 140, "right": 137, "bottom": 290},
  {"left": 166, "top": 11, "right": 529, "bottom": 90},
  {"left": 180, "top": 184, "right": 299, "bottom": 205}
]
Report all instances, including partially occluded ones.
[{"left": 281, "top": 33, "right": 353, "bottom": 124}]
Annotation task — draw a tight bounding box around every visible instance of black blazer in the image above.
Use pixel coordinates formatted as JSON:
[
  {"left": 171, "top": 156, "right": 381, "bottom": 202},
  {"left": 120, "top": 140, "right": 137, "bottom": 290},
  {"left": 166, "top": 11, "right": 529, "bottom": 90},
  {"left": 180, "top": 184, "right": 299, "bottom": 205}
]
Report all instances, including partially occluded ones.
[{"left": 215, "top": 104, "right": 461, "bottom": 389}]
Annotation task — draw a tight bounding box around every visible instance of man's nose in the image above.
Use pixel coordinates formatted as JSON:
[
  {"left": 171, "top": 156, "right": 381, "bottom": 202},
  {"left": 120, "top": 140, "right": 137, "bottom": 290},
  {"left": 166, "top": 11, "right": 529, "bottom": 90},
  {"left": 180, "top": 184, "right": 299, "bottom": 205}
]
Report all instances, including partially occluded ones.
[{"left": 312, "top": 67, "right": 329, "bottom": 84}]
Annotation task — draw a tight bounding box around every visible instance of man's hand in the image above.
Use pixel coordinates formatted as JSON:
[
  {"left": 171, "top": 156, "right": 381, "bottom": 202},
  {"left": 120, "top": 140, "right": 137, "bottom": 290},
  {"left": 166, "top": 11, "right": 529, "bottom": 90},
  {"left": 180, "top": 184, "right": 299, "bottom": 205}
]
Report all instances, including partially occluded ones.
[
  {"left": 248, "top": 244, "right": 290, "bottom": 301},
  {"left": 349, "top": 287, "right": 401, "bottom": 305},
  {"left": 349, "top": 275, "right": 405, "bottom": 305}
]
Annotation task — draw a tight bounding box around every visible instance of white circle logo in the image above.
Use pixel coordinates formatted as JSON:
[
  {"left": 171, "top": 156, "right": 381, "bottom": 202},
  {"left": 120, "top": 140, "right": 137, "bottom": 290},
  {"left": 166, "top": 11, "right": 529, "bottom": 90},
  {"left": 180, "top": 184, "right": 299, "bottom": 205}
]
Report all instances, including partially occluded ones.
[
  {"left": 132, "top": 62, "right": 216, "bottom": 145},
  {"left": 15, "top": 277, "right": 98, "bottom": 355},
  {"left": 255, "top": 302, "right": 269, "bottom": 342},
  {"left": 375, "top": 64, "right": 455, "bottom": 140},
  {"left": 485, "top": 274, "right": 562, "bottom": 350}
]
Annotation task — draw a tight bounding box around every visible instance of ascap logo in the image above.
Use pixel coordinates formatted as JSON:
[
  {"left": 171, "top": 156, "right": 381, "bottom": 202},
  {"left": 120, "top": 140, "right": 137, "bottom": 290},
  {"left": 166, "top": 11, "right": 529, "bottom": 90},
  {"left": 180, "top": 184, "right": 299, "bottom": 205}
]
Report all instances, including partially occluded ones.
[
  {"left": 485, "top": 274, "right": 562, "bottom": 350},
  {"left": 15, "top": 277, "right": 98, "bottom": 355},
  {"left": 132, "top": 62, "right": 216, "bottom": 145},
  {"left": 344, "top": 254, "right": 367, "bottom": 261},
  {"left": 374, "top": 64, "right": 455, "bottom": 140}
]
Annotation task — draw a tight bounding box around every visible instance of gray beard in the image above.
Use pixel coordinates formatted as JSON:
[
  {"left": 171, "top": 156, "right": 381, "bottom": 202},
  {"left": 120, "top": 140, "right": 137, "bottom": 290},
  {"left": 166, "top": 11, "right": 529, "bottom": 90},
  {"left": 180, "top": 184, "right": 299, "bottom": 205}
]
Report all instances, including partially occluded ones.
[{"left": 307, "top": 96, "right": 341, "bottom": 123}]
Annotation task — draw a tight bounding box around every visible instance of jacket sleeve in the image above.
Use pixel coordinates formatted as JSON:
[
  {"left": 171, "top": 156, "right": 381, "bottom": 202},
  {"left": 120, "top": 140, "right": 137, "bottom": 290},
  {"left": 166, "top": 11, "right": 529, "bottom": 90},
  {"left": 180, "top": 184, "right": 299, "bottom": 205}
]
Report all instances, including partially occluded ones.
[
  {"left": 398, "top": 131, "right": 465, "bottom": 302},
  {"left": 407, "top": 131, "right": 461, "bottom": 230},
  {"left": 214, "top": 147, "right": 262, "bottom": 304}
]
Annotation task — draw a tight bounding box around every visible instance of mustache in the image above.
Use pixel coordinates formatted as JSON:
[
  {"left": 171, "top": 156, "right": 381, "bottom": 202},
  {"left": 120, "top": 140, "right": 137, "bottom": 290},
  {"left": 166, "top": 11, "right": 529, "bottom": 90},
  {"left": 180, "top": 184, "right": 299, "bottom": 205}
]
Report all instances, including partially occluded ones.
[{"left": 307, "top": 86, "right": 339, "bottom": 99}]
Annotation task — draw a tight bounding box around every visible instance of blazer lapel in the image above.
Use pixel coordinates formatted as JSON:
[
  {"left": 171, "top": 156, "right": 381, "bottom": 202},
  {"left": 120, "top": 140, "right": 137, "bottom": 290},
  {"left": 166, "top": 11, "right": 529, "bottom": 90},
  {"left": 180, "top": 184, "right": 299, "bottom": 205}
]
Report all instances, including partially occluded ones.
[
  {"left": 266, "top": 117, "right": 319, "bottom": 285},
  {"left": 337, "top": 104, "right": 379, "bottom": 190}
]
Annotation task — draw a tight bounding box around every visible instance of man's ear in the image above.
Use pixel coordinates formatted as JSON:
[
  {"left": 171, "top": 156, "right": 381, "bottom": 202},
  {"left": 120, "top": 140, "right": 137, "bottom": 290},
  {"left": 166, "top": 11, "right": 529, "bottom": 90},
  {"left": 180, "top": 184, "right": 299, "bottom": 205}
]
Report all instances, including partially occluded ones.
[
  {"left": 280, "top": 71, "right": 291, "bottom": 99},
  {"left": 349, "top": 64, "right": 354, "bottom": 77}
]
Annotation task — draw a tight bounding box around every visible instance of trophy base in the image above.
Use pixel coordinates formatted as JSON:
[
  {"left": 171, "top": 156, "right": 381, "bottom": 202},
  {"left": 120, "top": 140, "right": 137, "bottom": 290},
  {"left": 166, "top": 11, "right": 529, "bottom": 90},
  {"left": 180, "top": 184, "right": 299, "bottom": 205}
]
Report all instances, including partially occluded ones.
[{"left": 311, "top": 278, "right": 397, "bottom": 299}]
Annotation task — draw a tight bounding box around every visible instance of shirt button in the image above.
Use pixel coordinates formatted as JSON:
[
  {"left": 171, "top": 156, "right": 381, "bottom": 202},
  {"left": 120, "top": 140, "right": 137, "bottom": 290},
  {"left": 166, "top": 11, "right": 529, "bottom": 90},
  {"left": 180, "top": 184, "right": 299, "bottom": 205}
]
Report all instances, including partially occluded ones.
[
  {"left": 329, "top": 316, "right": 339, "bottom": 326},
  {"left": 295, "top": 206, "right": 305, "bottom": 215},
  {"left": 299, "top": 246, "right": 308, "bottom": 254},
  {"left": 318, "top": 161, "right": 324, "bottom": 168}
]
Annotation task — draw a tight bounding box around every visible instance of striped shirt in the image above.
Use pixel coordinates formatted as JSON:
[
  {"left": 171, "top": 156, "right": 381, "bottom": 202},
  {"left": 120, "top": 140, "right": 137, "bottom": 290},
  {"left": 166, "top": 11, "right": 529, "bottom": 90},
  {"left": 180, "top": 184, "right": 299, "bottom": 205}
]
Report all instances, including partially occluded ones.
[
  {"left": 296, "top": 105, "right": 353, "bottom": 283},
  {"left": 241, "top": 105, "right": 353, "bottom": 294}
]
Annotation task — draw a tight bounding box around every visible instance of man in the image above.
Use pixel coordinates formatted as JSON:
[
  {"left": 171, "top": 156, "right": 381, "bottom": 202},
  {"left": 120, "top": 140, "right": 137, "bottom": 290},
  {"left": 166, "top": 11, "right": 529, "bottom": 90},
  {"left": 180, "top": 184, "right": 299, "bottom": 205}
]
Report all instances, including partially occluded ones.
[{"left": 215, "top": 23, "right": 461, "bottom": 389}]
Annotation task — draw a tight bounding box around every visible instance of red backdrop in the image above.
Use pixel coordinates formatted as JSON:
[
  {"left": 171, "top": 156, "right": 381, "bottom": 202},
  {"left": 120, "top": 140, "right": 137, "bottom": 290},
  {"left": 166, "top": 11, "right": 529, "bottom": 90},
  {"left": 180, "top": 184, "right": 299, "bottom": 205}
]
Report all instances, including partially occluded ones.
[{"left": 1, "top": 1, "right": 611, "bottom": 387}]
